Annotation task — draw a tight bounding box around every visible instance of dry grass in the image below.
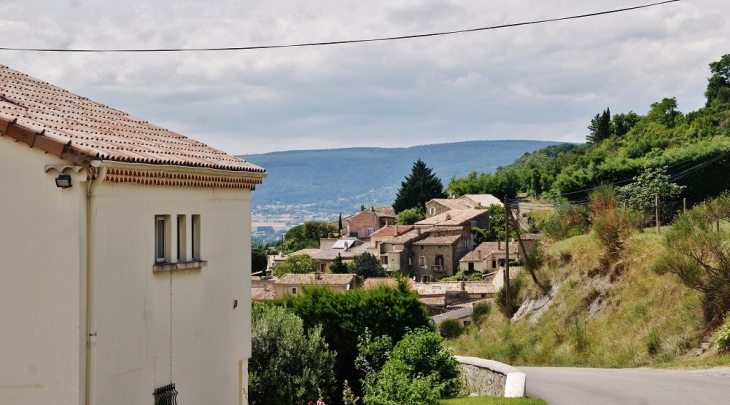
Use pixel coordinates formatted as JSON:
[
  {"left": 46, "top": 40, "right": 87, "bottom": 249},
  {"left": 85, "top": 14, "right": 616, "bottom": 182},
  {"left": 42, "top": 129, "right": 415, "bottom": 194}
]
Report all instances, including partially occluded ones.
[{"left": 450, "top": 229, "right": 718, "bottom": 368}]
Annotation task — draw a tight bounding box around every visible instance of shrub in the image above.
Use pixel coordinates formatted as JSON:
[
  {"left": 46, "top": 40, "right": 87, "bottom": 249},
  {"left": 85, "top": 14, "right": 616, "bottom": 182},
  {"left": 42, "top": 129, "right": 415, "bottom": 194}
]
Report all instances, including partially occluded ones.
[
  {"left": 471, "top": 302, "right": 491, "bottom": 325},
  {"left": 496, "top": 277, "right": 524, "bottom": 317},
  {"left": 715, "top": 316, "right": 730, "bottom": 352},
  {"left": 646, "top": 328, "right": 661, "bottom": 355},
  {"left": 438, "top": 319, "right": 464, "bottom": 339},
  {"left": 248, "top": 305, "right": 337, "bottom": 405},
  {"left": 361, "top": 328, "right": 461, "bottom": 404},
  {"left": 276, "top": 280, "right": 432, "bottom": 401}
]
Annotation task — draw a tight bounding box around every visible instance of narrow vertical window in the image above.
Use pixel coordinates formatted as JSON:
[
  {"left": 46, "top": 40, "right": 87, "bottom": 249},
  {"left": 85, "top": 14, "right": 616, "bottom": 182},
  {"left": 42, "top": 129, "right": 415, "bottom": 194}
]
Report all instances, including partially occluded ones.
[
  {"left": 177, "top": 215, "right": 186, "bottom": 262},
  {"left": 155, "top": 215, "right": 167, "bottom": 263},
  {"left": 192, "top": 214, "right": 201, "bottom": 260}
]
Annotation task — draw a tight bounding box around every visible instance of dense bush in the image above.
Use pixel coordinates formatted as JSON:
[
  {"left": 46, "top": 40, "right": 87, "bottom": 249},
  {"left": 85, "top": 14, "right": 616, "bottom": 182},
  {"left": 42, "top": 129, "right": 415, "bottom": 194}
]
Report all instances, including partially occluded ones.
[
  {"left": 276, "top": 280, "right": 432, "bottom": 402},
  {"left": 471, "top": 302, "right": 491, "bottom": 325},
  {"left": 248, "top": 305, "right": 337, "bottom": 405},
  {"left": 438, "top": 319, "right": 464, "bottom": 339},
  {"left": 361, "top": 328, "right": 461, "bottom": 405},
  {"left": 495, "top": 277, "right": 524, "bottom": 318}
]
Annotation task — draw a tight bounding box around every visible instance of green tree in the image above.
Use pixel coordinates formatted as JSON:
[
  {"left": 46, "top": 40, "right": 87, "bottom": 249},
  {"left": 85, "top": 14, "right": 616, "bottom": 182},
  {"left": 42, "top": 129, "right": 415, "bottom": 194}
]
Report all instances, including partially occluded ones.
[
  {"left": 331, "top": 252, "right": 351, "bottom": 274},
  {"left": 705, "top": 53, "right": 730, "bottom": 107},
  {"left": 617, "top": 166, "right": 685, "bottom": 224},
  {"left": 248, "top": 305, "right": 337, "bottom": 405},
  {"left": 397, "top": 207, "right": 424, "bottom": 225},
  {"left": 274, "top": 254, "right": 320, "bottom": 277},
  {"left": 352, "top": 252, "right": 386, "bottom": 279},
  {"left": 611, "top": 111, "right": 641, "bottom": 136},
  {"left": 283, "top": 220, "right": 336, "bottom": 253},
  {"left": 646, "top": 97, "right": 681, "bottom": 128},
  {"left": 393, "top": 159, "right": 445, "bottom": 214},
  {"left": 587, "top": 108, "right": 611, "bottom": 144}
]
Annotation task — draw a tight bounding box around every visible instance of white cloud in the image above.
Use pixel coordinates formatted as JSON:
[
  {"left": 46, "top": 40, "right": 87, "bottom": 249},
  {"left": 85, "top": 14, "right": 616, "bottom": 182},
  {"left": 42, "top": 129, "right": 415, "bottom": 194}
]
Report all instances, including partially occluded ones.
[{"left": 0, "top": 0, "right": 728, "bottom": 154}]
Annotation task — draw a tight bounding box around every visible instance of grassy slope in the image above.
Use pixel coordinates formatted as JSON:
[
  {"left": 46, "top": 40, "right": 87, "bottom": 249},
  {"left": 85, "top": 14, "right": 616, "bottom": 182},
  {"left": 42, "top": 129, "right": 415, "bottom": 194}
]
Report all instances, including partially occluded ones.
[{"left": 450, "top": 230, "right": 716, "bottom": 368}]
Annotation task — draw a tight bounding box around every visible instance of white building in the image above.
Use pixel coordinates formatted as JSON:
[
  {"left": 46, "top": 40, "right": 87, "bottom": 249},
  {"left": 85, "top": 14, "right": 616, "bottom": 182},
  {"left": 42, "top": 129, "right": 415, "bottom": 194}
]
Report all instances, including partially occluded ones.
[{"left": 0, "top": 65, "right": 265, "bottom": 405}]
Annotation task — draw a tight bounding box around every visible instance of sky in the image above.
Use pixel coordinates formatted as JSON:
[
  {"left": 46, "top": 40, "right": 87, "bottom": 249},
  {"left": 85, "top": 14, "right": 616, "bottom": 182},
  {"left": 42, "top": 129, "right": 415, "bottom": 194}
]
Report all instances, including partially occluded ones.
[{"left": 0, "top": 0, "right": 728, "bottom": 155}]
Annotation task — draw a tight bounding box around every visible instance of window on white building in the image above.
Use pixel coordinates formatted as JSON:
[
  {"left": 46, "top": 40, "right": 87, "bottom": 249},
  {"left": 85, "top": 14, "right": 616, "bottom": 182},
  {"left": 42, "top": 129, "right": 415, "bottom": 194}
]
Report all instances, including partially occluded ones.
[
  {"left": 419, "top": 256, "right": 426, "bottom": 268},
  {"left": 192, "top": 214, "right": 201, "bottom": 260},
  {"left": 155, "top": 215, "right": 169, "bottom": 263},
  {"left": 177, "top": 215, "right": 186, "bottom": 262}
]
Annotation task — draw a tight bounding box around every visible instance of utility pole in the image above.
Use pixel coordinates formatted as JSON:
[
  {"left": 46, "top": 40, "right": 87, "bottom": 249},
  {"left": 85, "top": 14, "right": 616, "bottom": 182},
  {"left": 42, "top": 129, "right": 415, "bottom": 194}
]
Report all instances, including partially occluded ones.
[
  {"left": 504, "top": 196, "right": 511, "bottom": 318},
  {"left": 683, "top": 198, "right": 686, "bottom": 214},
  {"left": 655, "top": 195, "right": 660, "bottom": 234}
]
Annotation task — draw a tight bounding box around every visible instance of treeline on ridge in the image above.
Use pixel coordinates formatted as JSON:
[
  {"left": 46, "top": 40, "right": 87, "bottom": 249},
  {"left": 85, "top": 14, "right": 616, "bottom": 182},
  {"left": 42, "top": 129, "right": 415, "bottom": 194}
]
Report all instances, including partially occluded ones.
[{"left": 448, "top": 54, "right": 730, "bottom": 206}]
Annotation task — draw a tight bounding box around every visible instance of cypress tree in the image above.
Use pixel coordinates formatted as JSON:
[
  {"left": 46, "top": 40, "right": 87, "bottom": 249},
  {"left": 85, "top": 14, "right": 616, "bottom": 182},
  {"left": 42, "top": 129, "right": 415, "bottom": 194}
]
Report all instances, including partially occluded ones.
[{"left": 393, "top": 159, "right": 445, "bottom": 214}]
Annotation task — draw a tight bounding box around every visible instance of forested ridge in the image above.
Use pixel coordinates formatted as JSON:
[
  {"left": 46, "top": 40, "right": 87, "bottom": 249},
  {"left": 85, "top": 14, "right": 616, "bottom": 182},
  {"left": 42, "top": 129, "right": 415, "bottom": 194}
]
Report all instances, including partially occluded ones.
[{"left": 448, "top": 54, "right": 730, "bottom": 206}]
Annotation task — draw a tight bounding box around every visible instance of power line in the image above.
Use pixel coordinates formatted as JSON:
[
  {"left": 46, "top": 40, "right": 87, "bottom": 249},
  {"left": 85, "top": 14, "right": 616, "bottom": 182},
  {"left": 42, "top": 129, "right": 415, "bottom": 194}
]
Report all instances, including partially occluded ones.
[{"left": 0, "top": 0, "right": 680, "bottom": 53}]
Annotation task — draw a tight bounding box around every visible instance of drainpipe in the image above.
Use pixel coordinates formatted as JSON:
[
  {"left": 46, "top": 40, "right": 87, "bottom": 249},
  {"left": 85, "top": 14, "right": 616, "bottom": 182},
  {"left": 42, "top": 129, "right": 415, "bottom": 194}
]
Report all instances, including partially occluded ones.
[{"left": 85, "top": 163, "right": 106, "bottom": 405}]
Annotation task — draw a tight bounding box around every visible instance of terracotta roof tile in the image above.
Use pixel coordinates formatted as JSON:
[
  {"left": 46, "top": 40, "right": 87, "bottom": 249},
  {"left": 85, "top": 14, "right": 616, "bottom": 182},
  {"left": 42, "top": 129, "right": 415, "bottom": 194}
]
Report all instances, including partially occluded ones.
[
  {"left": 0, "top": 64, "right": 265, "bottom": 173},
  {"left": 370, "top": 225, "right": 414, "bottom": 238},
  {"left": 429, "top": 198, "right": 472, "bottom": 210},
  {"left": 274, "top": 273, "right": 356, "bottom": 286},
  {"left": 461, "top": 194, "right": 502, "bottom": 207},
  {"left": 416, "top": 210, "right": 487, "bottom": 227},
  {"left": 412, "top": 234, "right": 462, "bottom": 246},
  {"left": 460, "top": 241, "right": 519, "bottom": 262},
  {"left": 362, "top": 277, "right": 416, "bottom": 290}
]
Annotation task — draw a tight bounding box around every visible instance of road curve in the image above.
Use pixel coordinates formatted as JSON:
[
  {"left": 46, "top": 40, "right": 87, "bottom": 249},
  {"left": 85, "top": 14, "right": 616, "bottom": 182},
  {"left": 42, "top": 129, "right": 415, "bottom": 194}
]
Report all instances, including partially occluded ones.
[{"left": 521, "top": 366, "right": 730, "bottom": 405}]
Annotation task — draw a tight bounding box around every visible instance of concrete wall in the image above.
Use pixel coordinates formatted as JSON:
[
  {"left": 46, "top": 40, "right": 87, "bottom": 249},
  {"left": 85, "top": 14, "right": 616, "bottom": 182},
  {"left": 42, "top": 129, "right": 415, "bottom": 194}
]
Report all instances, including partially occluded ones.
[
  {"left": 454, "top": 356, "right": 526, "bottom": 398},
  {"left": 0, "top": 137, "right": 87, "bottom": 405}
]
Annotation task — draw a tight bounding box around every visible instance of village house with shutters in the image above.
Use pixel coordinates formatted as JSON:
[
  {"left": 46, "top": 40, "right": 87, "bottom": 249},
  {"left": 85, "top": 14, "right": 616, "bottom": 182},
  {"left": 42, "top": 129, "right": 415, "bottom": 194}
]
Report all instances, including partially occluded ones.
[{"left": 0, "top": 65, "right": 265, "bottom": 405}]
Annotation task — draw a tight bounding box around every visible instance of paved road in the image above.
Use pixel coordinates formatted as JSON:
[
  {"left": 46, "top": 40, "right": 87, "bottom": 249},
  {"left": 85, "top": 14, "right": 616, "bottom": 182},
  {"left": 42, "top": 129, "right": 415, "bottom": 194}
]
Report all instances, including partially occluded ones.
[{"left": 521, "top": 366, "right": 730, "bottom": 405}]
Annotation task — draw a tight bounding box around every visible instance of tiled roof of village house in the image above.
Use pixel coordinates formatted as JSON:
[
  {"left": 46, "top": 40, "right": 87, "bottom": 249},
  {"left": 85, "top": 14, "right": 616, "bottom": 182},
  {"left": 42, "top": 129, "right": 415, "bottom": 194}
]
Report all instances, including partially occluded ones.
[
  {"left": 375, "top": 206, "right": 396, "bottom": 217},
  {"left": 415, "top": 210, "right": 486, "bottom": 227},
  {"left": 429, "top": 198, "right": 472, "bottom": 210},
  {"left": 310, "top": 243, "right": 370, "bottom": 260},
  {"left": 460, "top": 241, "right": 519, "bottom": 262},
  {"left": 462, "top": 194, "right": 502, "bottom": 207},
  {"left": 412, "top": 234, "right": 462, "bottom": 246},
  {"left": 385, "top": 228, "right": 425, "bottom": 244},
  {"left": 413, "top": 281, "right": 495, "bottom": 296},
  {"left": 274, "top": 273, "right": 356, "bottom": 286},
  {"left": 251, "top": 287, "right": 276, "bottom": 301},
  {"left": 0, "top": 64, "right": 265, "bottom": 173},
  {"left": 370, "top": 225, "right": 414, "bottom": 238},
  {"left": 363, "top": 277, "right": 416, "bottom": 290}
]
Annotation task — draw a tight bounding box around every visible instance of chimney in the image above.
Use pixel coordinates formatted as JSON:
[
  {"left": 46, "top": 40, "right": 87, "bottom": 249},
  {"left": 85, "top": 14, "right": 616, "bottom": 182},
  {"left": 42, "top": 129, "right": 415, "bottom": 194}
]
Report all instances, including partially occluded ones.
[
  {"left": 395, "top": 224, "right": 399, "bottom": 235},
  {"left": 417, "top": 228, "right": 421, "bottom": 235},
  {"left": 478, "top": 250, "right": 482, "bottom": 260},
  {"left": 498, "top": 240, "right": 501, "bottom": 250}
]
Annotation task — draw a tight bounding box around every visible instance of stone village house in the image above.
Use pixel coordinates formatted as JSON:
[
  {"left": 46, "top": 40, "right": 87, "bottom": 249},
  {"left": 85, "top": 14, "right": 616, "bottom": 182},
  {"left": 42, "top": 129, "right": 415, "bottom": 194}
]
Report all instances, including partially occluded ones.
[{"left": 0, "top": 65, "right": 265, "bottom": 405}]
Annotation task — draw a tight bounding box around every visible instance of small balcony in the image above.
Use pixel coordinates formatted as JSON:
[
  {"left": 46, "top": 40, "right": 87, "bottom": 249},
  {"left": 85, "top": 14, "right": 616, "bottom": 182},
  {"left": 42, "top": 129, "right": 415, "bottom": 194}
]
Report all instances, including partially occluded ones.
[{"left": 431, "top": 265, "right": 443, "bottom": 273}]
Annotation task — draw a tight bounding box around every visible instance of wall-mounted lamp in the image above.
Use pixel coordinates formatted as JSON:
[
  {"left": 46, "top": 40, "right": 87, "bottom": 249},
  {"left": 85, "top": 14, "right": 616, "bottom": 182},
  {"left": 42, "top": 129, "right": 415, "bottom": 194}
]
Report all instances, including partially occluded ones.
[{"left": 55, "top": 174, "right": 72, "bottom": 189}]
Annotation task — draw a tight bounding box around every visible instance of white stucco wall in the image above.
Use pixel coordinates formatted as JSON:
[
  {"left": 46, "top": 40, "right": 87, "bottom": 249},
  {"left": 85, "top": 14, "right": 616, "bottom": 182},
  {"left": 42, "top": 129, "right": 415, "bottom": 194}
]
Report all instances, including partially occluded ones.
[
  {"left": 1, "top": 137, "right": 254, "bottom": 405},
  {"left": 0, "top": 138, "right": 87, "bottom": 405},
  {"left": 90, "top": 164, "right": 252, "bottom": 405}
]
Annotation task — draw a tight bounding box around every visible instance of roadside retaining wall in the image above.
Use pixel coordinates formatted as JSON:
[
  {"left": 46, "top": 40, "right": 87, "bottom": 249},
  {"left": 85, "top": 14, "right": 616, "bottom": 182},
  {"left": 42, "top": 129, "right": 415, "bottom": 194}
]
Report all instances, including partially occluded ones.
[{"left": 454, "top": 356, "right": 526, "bottom": 398}]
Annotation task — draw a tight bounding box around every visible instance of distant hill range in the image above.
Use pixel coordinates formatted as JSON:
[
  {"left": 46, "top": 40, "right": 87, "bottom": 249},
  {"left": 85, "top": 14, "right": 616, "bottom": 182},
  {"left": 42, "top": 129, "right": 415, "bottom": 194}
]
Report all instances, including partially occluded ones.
[{"left": 240, "top": 140, "right": 564, "bottom": 217}]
